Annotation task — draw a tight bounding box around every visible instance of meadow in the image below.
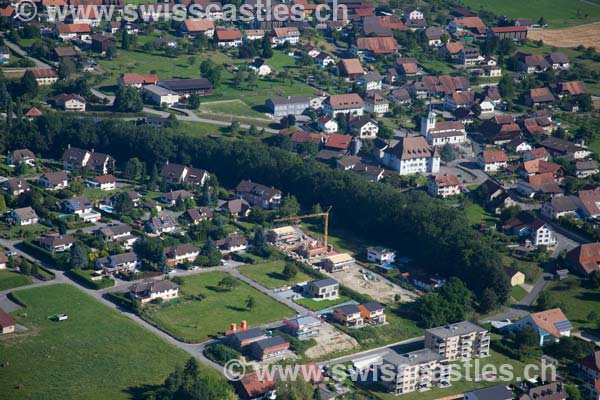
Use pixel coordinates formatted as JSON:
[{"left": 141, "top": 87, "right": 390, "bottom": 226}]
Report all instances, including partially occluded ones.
[
  {"left": 142, "top": 271, "right": 295, "bottom": 342},
  {"left": 0, "top": 284, "right": 202, "bottom": 400}
]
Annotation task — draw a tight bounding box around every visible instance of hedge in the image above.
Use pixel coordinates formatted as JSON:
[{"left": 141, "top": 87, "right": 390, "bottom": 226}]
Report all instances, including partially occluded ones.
[
  {"left": 66, "top": 269, "right": 115, "bottom": 290},
  {"left": 19, "top": 240, "right": 70, "bottom": 268}
]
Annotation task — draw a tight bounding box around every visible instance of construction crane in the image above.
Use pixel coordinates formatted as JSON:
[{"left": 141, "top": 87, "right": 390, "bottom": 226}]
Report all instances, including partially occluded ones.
[{"left": 273, "top": 206, "right": 332, "bottom": 248}]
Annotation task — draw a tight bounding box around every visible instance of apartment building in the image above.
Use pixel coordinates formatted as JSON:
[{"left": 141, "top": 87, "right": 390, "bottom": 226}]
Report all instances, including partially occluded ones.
[
  {"left": 379, "top": 349, "right": 451, "bottom": 395},
  {"left": 425, "top": 321, "right": 490, "bottom": 361}
]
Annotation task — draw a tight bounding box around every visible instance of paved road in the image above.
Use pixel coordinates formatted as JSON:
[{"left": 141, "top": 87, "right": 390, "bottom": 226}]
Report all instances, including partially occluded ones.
[{"left": 2, "top": 40, "right": 52, "bottom": 68}]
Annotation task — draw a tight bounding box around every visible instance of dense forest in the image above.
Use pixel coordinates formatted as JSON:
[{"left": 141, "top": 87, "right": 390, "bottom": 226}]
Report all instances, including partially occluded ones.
[{"left": 1, "top": 115, "right": 509, "bottom": 307}]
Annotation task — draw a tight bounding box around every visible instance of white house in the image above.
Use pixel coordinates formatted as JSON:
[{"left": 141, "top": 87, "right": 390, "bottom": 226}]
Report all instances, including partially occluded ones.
[
  {"left": 350, "top": 117, "right": 378, "bottom": 139},
  {"left": 366, "top": 247, "right": 396, "bottom": 265},
  {"left": 428, "top": 174, "right": 461, "bottom": 198},
  {"left": 479, "top": 150, "right": 508, "bottom": 172},
  {"left": 129, "top": 280, "right": 179, "bottom": 304},
  {"left": 63, "top": 197, "right": 101, "bottom": 223},
  {"left": 528, "top": 220, "right": 557, "bottom": 247},
  {"left": 271, "top": 27, "right": 300, "bottom": 46},
  {"left": 87, "top": 174, "right": 117, "bottom": 191},
  {"left": 383, "top": 136, "right": 440, "bottom": 175},
  {"left": 96, "top": 252, "right": 139, "bottom": 276},
  {"left": 317, "top": 116, "right": 338, "bottom": 134},
  {"left": 9, "top": 207, "right": 39, "bottom": 226},
  {"left": 248, "top": 58, "right": 272, "bottom": 77},
  {"left": 364, "top": 91, "right": 389, "bottom": 116},
  {"left": 38, "top": 172, "right": 69, "bottom": 190},
  {"left": 323, "top": 94, "right": 364, "bottom": 118}
]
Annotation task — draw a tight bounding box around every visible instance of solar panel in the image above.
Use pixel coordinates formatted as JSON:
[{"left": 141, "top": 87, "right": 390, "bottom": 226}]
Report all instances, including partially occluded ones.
[{"left": 554, "top": 320, "right": 573, "bottom": 331}]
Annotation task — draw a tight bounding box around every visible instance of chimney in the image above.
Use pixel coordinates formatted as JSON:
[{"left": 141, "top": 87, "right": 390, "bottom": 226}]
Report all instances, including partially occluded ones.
[
  {"left": 230, "top": 322, "right": 237, "bottom": 332},
  {"left": 241, "top": 320, "right": 247, "bottom": 330}
]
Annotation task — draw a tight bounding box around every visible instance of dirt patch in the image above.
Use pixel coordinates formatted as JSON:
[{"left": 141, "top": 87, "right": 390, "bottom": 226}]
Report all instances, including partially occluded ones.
[
  {"left": 528, "top": 23, "right": 600, "bottom": 48},
  {"left": 304, "top": 322, "right": 358, "bottom": 359},
  {"left": 330, "top": 264, "right": 416, "bottom": 304}
]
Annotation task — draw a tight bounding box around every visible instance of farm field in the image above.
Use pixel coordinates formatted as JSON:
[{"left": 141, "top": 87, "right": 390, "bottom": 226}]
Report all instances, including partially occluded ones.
[
  {"left": 142, "top": 271, "right": 295, "bottom": 343},
  {"left": 460, "top": 0, "right": 600, "bottom": 28},
  {"left": 528, "top": 23, "right": 600, "bottom": 48},
  {"left": 0, "top": 284, "right": 196, "bottom": 400},
  {"left": 0, "top": 270, "right": 32, "bottom": 291},
  {"left": 237, "top": 260, "right": 313, "bottom": 289}
]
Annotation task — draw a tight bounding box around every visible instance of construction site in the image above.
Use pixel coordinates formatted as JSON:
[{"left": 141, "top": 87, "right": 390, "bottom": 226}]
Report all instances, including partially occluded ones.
[{"left": 266, "top": 209, "right": 417, "bottom": 304}]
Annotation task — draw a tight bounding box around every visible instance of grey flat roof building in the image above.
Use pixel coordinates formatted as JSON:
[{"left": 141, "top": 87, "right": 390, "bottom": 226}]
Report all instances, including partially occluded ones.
[{"left": 426, "top": 321, "right": 485, "bottom": 339}]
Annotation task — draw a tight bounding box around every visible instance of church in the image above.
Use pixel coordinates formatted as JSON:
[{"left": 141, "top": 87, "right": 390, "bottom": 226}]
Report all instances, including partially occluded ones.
[{"left": 421, "top": 108, "right": 467, "bottom": 146}]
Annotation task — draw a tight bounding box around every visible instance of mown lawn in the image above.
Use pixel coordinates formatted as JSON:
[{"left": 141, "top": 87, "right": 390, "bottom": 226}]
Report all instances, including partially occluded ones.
[
  {"left": 463, "top": 201, "right": 499, "bottom": 226},
  {"left": 295, "top": 295, "right": 350, "bottom": 311},
  {"left": 460, "top": 0, "right": 600, "bottom": 28},
  {"left": 200, "top": 99, "right": 271, "bottom": 120},
  {"left": 0, "top": 284, "right": 199, "bottom": 400},
  {"left": 237, "top": 261, "right": 313, "bottom": 289},
  {"left": 0, "top": 270, "right": 32, "bottom": 291},
  {"left": 143, "top": 271, "right": 295, "bottom": 343},
  {"left": 545, "top": 276, "right": 600, "bottom": 332},
  {"left": 510, "top": 285, "right": 528, "bottom": 302}
]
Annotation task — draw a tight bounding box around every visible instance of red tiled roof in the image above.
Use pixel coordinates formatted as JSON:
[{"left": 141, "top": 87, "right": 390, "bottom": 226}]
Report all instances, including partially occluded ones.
[
  {"left": 356, "top": 37, "right": 398, "bottom": 54},
  {"left": 567, "top": 243, "right": 600, "bottom": 275},
  {"left": 94, "top": 174, "right": 116, "bottom": 184},
  {"left": 559, "top": 81, "right": 586, "bottom": 96},
  {"left": 56, "top": 23, "right": 91, "bottom": 33},
  {"left": 339, "top": 58, "right": 365, "bottom": 76},
  {"left": 325, "top": 133, "right": 353, "bottom": 150},
  {"left": 30, "top": 68, "right": 58, "bottom": 78},
  {"left": 482, "top": 149, "right": 508, "bottom": 163},
  {"left": 121, "top": 73, "right": 158, "bottom": 85},
  {"left": 216, "top": 29, "right": 242, "bottom": 41},
  {"left": 491, "top": 26, "right": 528, "bottom": 33},
  {"left": 444, "top": 42, "right": 464, "bottom": 54},
  {"left": 183, "top": 19, "right": 214, "bottom": 32},
  {"left": 528, "top": 172, "right": 555, "bottom": 185},
  {"left": 530, "top": 87, "right": 554, "bottom": 103},
  {"left": 433, "top": 174, "right": 460, "bottom": 187},
  {"left": 25, "top": 107, "right": 42, "bottom": 117}
]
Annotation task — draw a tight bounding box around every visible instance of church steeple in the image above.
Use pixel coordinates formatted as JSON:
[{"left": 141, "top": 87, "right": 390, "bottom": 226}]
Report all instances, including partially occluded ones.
[{"left": 421, "top": 103, "right": 436, "bottom": 136}]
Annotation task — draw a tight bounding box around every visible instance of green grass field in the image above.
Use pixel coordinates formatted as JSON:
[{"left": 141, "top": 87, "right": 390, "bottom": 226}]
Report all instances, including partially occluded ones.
[
  {"left": 545, "top": 276, "right": 600, "bottom": 332},
  {"left": 0, "top": 270, "right": 32, "bottom": 291},
  {"left": 510, "top": 285, "right": 529, "bottom": 302},
  {"left": 200, "top": 100, "right": 271, "bottom": 120},
  {"left": 142, "top": 272, "right": 295, "bottom": 343},
  {"left": 0, "top": 284, "right": 201, "bottom": 400},
  {"left": 295, "top": 296, "right": 350, "bottom": 311},
  {"left": 237, "top": 261, "right": 313, "bottom": 289},
  {"left": 462, "top": 201, "right": 499, "bottom": 226},
  {"left": 459, "top": 0, "right": 600, "bottom": 28}
]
